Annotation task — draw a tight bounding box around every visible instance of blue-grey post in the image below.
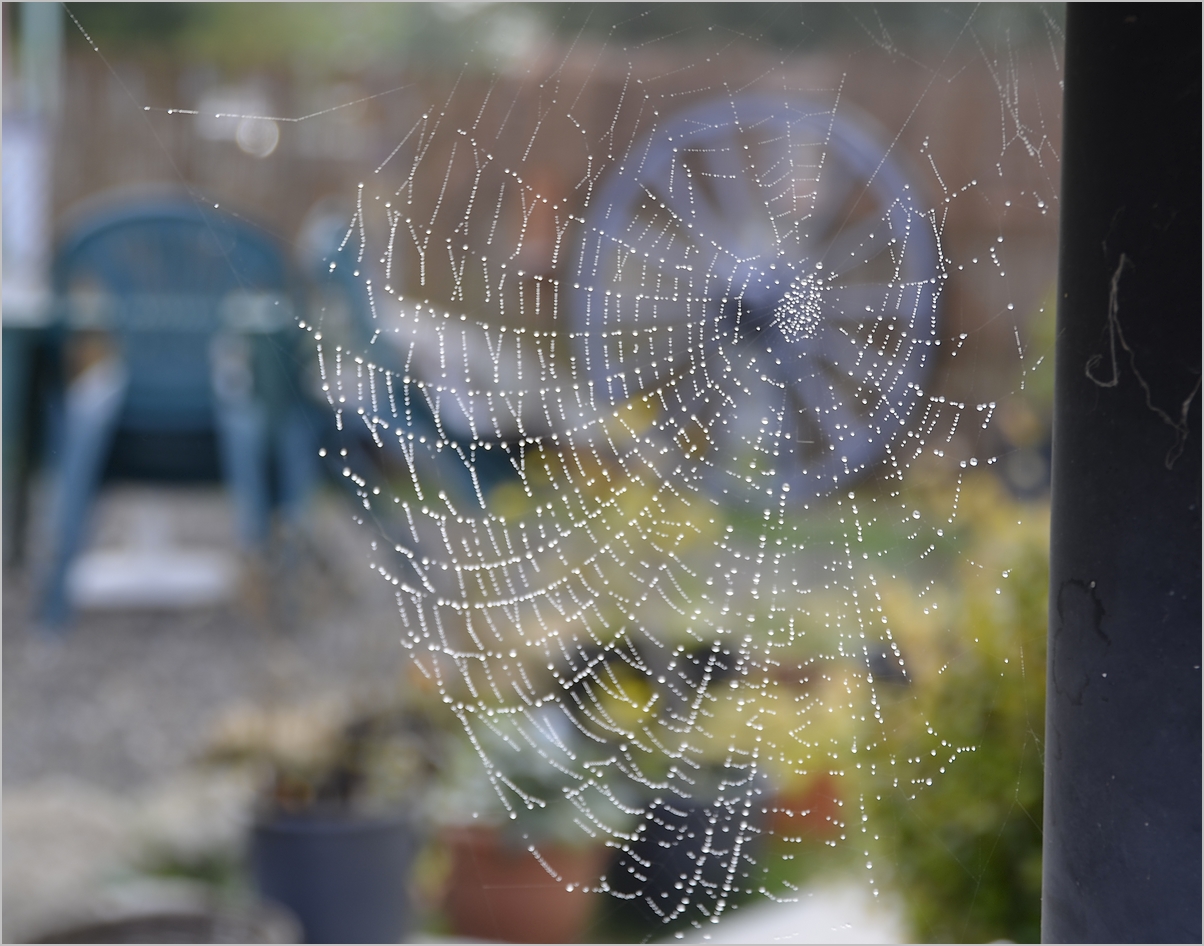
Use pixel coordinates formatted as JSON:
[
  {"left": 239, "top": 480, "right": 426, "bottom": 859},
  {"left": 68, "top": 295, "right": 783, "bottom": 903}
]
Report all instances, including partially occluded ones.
[{"left": 1044, "top": 5, "right": 1201, "bottom": 942}]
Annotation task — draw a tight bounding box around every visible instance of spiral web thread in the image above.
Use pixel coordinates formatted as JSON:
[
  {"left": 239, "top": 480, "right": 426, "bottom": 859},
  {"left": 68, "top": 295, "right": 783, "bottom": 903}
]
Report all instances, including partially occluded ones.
[{"left": 305, "top": 19, "right": 1061, "bottom": 929}]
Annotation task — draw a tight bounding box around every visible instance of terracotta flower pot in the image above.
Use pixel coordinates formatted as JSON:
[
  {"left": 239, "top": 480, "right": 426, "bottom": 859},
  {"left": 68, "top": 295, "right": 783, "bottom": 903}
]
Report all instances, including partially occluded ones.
[
  {"left": 442, "top": 826, "right": 605, "bottom": 943},
  {"left": 767, "top": 772, "right": 843, "bottom": 838}
]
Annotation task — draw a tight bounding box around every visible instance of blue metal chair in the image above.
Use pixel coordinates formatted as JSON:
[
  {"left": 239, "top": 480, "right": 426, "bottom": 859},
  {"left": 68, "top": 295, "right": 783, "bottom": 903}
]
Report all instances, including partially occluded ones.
[{"left": 39, "top": 196, "right": 318, "bottom": 626}]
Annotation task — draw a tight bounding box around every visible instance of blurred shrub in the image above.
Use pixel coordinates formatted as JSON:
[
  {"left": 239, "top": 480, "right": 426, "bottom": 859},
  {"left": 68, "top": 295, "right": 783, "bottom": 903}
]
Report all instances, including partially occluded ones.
[{"left": 863, "top": 473, "right": 1048, "bottom": 943}]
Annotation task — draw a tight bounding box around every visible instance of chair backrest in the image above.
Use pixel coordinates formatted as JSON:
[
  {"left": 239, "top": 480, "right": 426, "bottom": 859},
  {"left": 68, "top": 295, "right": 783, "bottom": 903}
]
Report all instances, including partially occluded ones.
[
  {"left": 301, "top": 213, "right": 404, "bottom": 372},
  {"left": 54, "top": 198, "right": 293, "bottom": 430}
]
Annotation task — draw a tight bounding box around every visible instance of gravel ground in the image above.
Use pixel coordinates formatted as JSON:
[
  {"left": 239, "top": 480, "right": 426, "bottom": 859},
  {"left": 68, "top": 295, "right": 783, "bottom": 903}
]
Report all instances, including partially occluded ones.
[
  {"left": 3, "top": 483, "right": 411, "bottom": 941},
  {"left": 2, "top": 483, "right": 906, "bottom": 944}
]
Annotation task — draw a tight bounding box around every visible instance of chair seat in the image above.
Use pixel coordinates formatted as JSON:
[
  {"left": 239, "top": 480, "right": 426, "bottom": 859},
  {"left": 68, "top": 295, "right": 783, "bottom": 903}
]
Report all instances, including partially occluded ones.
[{"left": 38, "top": 197, "right": 318, "bottom": 627}]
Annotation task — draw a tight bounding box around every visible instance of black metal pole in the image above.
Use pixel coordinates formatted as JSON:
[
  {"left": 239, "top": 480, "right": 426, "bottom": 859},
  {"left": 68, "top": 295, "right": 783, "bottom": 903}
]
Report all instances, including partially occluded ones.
[{"left": 1044, "top": 5, "right": 1201, "bottom": 942}]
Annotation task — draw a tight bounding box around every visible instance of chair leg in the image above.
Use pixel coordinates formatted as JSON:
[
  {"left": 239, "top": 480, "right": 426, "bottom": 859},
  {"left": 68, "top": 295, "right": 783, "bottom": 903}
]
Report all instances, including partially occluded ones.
[
  {"left": 38, "top": 358, "right": 128, "bottom": 627},
  {"left": 214, "top": 399, "right": 271, "bottom": 552},
  {"left": 275, "top": 407, "right": 321, "bottom": 529}
]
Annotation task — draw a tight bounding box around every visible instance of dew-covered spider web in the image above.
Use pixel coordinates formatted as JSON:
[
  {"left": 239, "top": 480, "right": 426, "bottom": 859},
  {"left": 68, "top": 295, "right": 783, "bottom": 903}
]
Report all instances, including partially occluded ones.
[
  {"left": 296, "top": 9, "right": 1063, "bottom": 929},
  {"left": 78, "top": 3, "right": 1064, "bottom": 937}
]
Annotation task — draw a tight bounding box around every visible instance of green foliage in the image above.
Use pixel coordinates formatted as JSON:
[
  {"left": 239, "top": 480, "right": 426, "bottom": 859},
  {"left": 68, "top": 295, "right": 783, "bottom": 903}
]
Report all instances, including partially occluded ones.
[
  {"left": 862, "top": 475, "right": 1048, "bottom": 943},
  {"left": 533, "top": 2, "right": 1063, "bottom": 52},
  {"left": 66, "top": 3, "right": 473, "bottom": 74},
  {"left": 65, "top": 3, "right": 1066, "bottom": 76}
]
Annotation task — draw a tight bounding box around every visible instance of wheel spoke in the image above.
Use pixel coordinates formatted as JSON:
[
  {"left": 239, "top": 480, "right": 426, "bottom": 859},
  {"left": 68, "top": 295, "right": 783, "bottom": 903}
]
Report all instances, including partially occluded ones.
[
  {"left": 596, "top": 197, "right": 698, "bottom": 273},
  {"left": 747, "top": 127, "right": 796, "bottom": 200},
  {"left": 749, "top": 132, "right": 822, "bottom": 256},
  {"left": 649, "top": 163, "right": 727, "bottom": 247},
  {"left": 806, "top": 158, "right": 863, "bottom": 238},
  {"left": 693, "top": 135, "right": 752, "bottom": 223},
  {"left": 796, "top": 303, "right": 924, "bottom": 400},
  {"left": 819, "top": 211, "right": 889, "bottom": 278},
  {"left": 792, "top": 364, "right": 875, "bottom": 458},
  {"left": 683, "top": 136, "right": 778, "bottom": 257},
  {"left": 778, "top": 382, "right": 830, "bottom": 468},
  {"left": 808, "top": 281, "right": 895, "bottom": 325}
]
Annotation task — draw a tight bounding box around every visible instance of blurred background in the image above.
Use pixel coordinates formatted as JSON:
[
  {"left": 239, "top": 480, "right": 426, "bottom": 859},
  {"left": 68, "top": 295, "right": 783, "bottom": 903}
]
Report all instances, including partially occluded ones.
[{"left": 3, "top": 4, "right": 1061, "bottom": 942}]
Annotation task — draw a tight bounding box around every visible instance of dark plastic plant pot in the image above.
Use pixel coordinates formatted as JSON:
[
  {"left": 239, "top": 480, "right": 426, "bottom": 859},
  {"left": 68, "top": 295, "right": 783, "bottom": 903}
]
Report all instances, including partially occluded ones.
[
  {"left": 251, "top": 811, "right": 416, "bottom": 944},
  {"left": 607, "top": 793, "right": 768, "bottom": 928}
]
